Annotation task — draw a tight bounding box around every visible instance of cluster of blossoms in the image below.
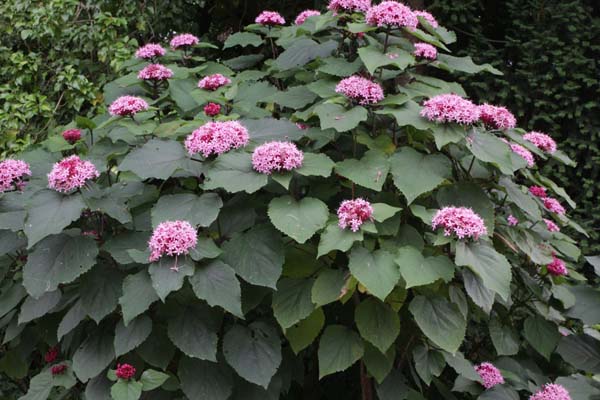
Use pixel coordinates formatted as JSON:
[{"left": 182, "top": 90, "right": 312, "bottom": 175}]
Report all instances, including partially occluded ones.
[
  {"left": 295, "top": 10, "right": 321, "bottom": 25},
  {"left": 137, "top": 64, "right": 173, "bottom": 81},
  {"left": 51, "top": 364, "right": 67, "bottom": 376},
  {"left": 170, "top": 33, "right": 199, "bottom": 50},
  {"left": 543, "top": 197, "right": 566, "bottom": 215},
  {"left": 47, "top": 155, "right": 99, "bottom": 193},
  {"left": 413, "top": 42, "right": 437, "bottom": 59},
  {"left": 529, "top": 384, "right": 571, "bottom": 400},
  {"left": 335, "top": 76, "right": 384, "bottom": 105},
  {"left": 148, "top": 220, "right": 198, "bottom": 264},
  {"left": 420, "top": 94, "right": 481, "bottom": 125},
  {"left": 547, "top": 256, "right": 568, "bottom": 276},
  {"left": 62, "top": 128, "right": 82, "bottom": 144},
  {"left": 255, "top": 11, "right": 286, "bottom": 26},
  {"left": 366, "top": 1, "right": 418, "bottom": 29},
  {"left": 432, "top": 206, "right": 488, "bottom": 240},
  {"left": 328, "top": 0, "right": 371, "bottom": 13},
  {"left": 523, "top": 131, "right": 557, "bottom": 154},
  {"left": 528, "top": 186, "right": 566, "bottom": 215},
  {"left": 135, "top": 43, "right": 166, "bottom": 59},
  {"left": 544, "top": 218, "right": 560, "bottom": 232},
  {"left": 529, "top": 186, "right": 547, "bottom": 198},
  {"left": 115, "top": 363, "right": 136, "bottom": 380},
  {"left": 185, "top": 121, "right": 249, "bottom": 157},
  {"left": 108, "top": 96, "right": 149, "bottom": 117},
  {"left": 508, "top": 215, "right": 519, "bottom": 226},
  {"left": 44, "top": 347, "right": 59, "bottom": 363},
  {"left": 252, "top": 141, "right": 304, "bottom": 175},
  {"left": 414, "top": 10, "right": 439, "bottom": 27},
  {"left": 0, "top": 159, "right": 31, "bottom": 193},
  {"left": 508, "top": 142, "right": 535, "bottom": 167},
  {"left": 474, "top": 363, "right": 504, "bottom": 389},
  {"left": 204, "top": 102, "right": 221, "bottom": 117},
  {"left": 198, "top": 74, "right": 232, "bottom": 91},
  {"left": 337, "top": 198, "right": 374, "bottom": 232},
  {"left": 479, "top": 104, "right": 517, "bottom": 130}
]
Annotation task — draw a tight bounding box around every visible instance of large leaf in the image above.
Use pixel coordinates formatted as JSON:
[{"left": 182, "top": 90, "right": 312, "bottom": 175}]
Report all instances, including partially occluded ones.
[
  {"left": 190, "top": 260, "right": 243, "bottom": 317},
  {"left": 348, "top": 247, "right": 400, "bottom": 301},
  {"left": 168, "top": 303, "right": 220, "bottom": 361},
  {"left": 118, "top": 270, "right": 159, "bottom": 325},
  {"left": 80, "top": 264, "right": 123, "bottom": 323},
  {"left": 223, "top": 32, "right": 263, "bottom": 49},
  {"left": 296, "top": 153, "right": 335, "bottom": 177},
  {"left": 395, "top": 246, "right": 455, "bottom": 288},
  {"left": 318, "top": 325, "right": 364, "bottom": 378},
  {"left": 57, "top": 300, "right": 87, "bottom": 340},
  {"left": 311, "top": 268, "right": 347, "bottom": 306},
  {"left": 489, "top": 317, "right": 519, "bottom": 356},
  {"left": 203, "top": 151, "right": 268, "bottom": 194},
  {"left": 566, "top": 285, "right": 600, "bottom": 326},
  {"left": 556, "top": 334, "right": 600, "bottom": 373},
  {"left": 357, "top": 46, "right": 414, "bottom": 74},
  {"left": 18, "top": 290, "right": 61, "bottom": 324},
  {"left": 17, "top": 371, "right": 52, "bottom": 400},
  {"left": 466, "top": 130, "right": 526, "bottom": 174},
  {"left": 268, "top": 196, "right": 328, "bottom": 244},
  {"left": 114, "top": 315, "right": 152, "bottom": 357},
  {"left": 242, "top": 118, "right": 305, "bottom": 144},
  {"left": 148, "top": 258, "right": 195, "bottom": 301},
  {"left": 284, "top": 308, "right": 325, "bottom": 354},
  {"left": 435, "top": 54, "right": 502, "bottom": 75},
  {"left": 317, "top": 222, "right": 363, "bottom": 257},
  {"left": 274, "top": 39, "right": 336, "bottom": 69},
  {"left": 110, "top": 380, "right": 143, "bottom": 400},
  {"left": 437, "top": 182, "right": 495, "bottom": 235},
  {"left": 119, "top": 139, "right": 189, "bottom": 180},
  {"left": 272, "top": 278, "right": 315, "bottom": 329},
  {"left": 409, "top": 296, "right": 466, "bottom": 353},
  {"left": 523, "top": 315, "right": 559, "bottom": 360},
  {"left": 179, "top": 357, "right": 233, "bottom": 400},
  {"left": 315, "top": 103, "right": 368, "bottom": 132},
  {"left": 363, "top": 343, "right": 395, "bottom": 384},
  {"left": 375, "top": 101, "right": 436, "bottom": 131},
  {"left": 462, "top": 269, "right": 494, "bottom": 313},
  {"left": 72, "top": 329, "right": 115, "bottom": 382},
  {"left": 151, "top": 193, "right": 222, "bottom": 228},
  {"left": 0, "top": 284, "right": 26, "bottom": 319},
  {"left": 267, "top": 86, "right": 318, "bottom": 109},
  {"left": 499, "top": 177, "right": 541, "bottom": 220},
  {"left": 413, "top": 345, "right": 445, "bottom": 384},
  {"left": 355, "top": 298, "right": 400, "bottom": 353},
  {"left": 335, "top": 150, "right": 390, "bottom": 191}
]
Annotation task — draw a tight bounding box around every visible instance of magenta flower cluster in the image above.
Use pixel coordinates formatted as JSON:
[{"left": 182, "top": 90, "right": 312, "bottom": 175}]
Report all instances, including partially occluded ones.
[
  {"left": 337, "top": 198, "right": 374, "bottom": 232},
  {"left": 544, "top": 218, "right": 560, "bottom": 232},
  {"left": 543, "top": 197, "right": 566, "bottom": 215},
  {"left": 252, "top": 141, "right": 304, "bottom": 175},
  {"left": 547, "top": 256, "right": 568, "bottom": 276},
  {"left": 413, "top": 42, "right": 437, "bottom": 59},
  {"left": 414, "top": 10, "right": 439, "bottom": 27},
  {"left": 524, "top": 131, "right": 557, "bottom": 154},
  {"left": 148, "top": 220, "right": 198, "bottom": 263},
  {"left": 135, "top": 43, "right": 166, "bottom": 59},
  {"left": 185, "top": 121, "right": 249, "bottom": 157},
  {"left": 170, "top": 33, "right": 199, "bottom": 50},
  {"left": 432, "top": 206, "right": 487, "bottom": 240},
  {"left": 198, "top": 74, "right": 232, "bottom": 91},
  {"left": 137, "top": 64, "right": 174, "bottom": 81},
  {"left": 62, "top": 128, "right": 82, "bottom": 143},
  {"left": 529, "top": 384, "right": 572, "bottom": 400},
  {"left": 255, "top": 11, "right": 286, "bottom": 26},
  {"left": 115, "top": 363, "right": 136, "bottom": 380},
  {"left": 366, "top": 1, "right": 418, "bottom": 29},
  {"left": 529, "top": 186, "right": 547, "bottom": 198},
  {"left": 479, "top": 104, "right": 517, "bottom": 130},
  {"left": 420, "top": 94, "right": 481, "bottom": 125},
  {"left": 295, "top": 10, "right": 321, "bottom": 25},
  {"left": 328, "top": 0, "right": 371, "bottom": 13},
  {"left": 108, "top": 96, "right": 149, "bottom": 117},
  {"left": 335, "top": 75, "right": 384, "bottom": 105},
  {"left": 0, "top": 159, "right": 31, "bottom": 193},
  {"left": 474, "top": 362, "right": 504, "bottom": 389},
  {"left": 47, "top": 155, "right": 99, "bottom": 193}
]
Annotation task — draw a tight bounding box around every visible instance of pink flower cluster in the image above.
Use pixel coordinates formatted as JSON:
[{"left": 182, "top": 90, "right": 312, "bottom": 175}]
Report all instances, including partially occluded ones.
[
  {"left": 529, "top": 186, "right": 547, "bottom": 198},
  {"left": 115, "top": 363, "right": 136, "bottom": 380},
  {"left": 544, "top": 218, "right": 560, "bottom": 232},
  {"left": 529, "top": 384, "right": 572, "bottom": 400},
  {"left": 62, "top": 128, "right": 82, "bottom": 143},
  {"left": 185, "top": 121, "right": 249, "bottom": 157},
  {"left": 51, "top": 364, "right": 67, "bottom": 376},
  {"left": 432, "top": 206, "right": 487, "bottom": 240},
  {"left": 420, "top": 94, "right": 481, "bottom": 125},
  {"left": 295, "top": 10, "right": 321, "bottom": 25},
  {"left": 543, "top": 197, "right": 566, "bottom": 215},
  {"left": 137, "top": 64, "right": 173, "bottom": 81},
  {"left": 479, "top": 104, "right": 517, "bottom": 130},
  {"left": 508, "top": 142, "right": 535, "bottom": 167},
  {"left": 366, "top": 1, "right": 418, "bottom": 29},
  {"left": 337, "top": 198, "right": 374, "bottom": 232},
  {"left": 198, "top": 74, "right": 232, "bottom": 91},
  {"left": 0, "top": 159, "right": 31, "bottom": 193},
  {"left": 135, "top": 43, "right": 166, "bottom": 59},
  {"left": 204, "top": 102, "right": 221, "bottom": 117},
  {"left": 523, "top": 131, "right": 557, "bottom": 154},
  {"left": 148, "top": 220, "right": 198, "bottom": 263},
  {"left": 255, "top": 11, "right": 286, "bottom": 26},
  {"left": 547, "top": 256, "right": 567, "bottom": 276},
  {"left": 108, "top": 96, "right": 149, "bottom": 117},
  {"left": 508, "top": 215, "right": 519, "bottom": 226},
  {"left": 335, "top": 76, "right": 384, "bottom": 105},
  {"left": 170, "top": 33, "right": 199, "bottom": 49},
  {"left": 47, "top": 155, "right": 99, "bottom": 193},
  {"left": 475, "top": 362, "right": 504, "bottom": 389},
  {"left": 328, "top": 0, "right": 371, "bottom": 13},
  {"left": 414, "top": 10, "right": 439, "bottom": 28},
  {"left": 252, "top": 141, "right": 304, "bottom": 175},
  {"left": 413, "top": 42, "right": 437, "bottom": 59}
]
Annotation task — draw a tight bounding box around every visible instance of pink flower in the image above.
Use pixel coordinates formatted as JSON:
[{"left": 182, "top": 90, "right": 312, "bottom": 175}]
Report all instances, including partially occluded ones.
[
  {"left": 62, "top": 128, "right": 82, "bottom": 143},
  {"left": 185, "top": 121, "right": 249, "bottom": 157},
  {"left": 420, "top": 94, "right": 481, "bottom": 125},
  {"left": 137, "top": 64, "right": 173, "bottom": 81},
  {"left": 432, "top": 206, "right": 487, "bottom": 240},
  {"left": 475, "top": 362, "right": 504, "bottom": 389},
  {"left": 115, "top": 363, "right": 136, "bottom": 380},
  {"left": 148, "top": 220, "right": 198, "bottom": 263},
  {"left": 413, "top": 42, "right": 437, "bottom": 59},
  {"left": 366, "top": 1, "right": 418, "bottom": 29},
  {"left": 543, "top": 197, "right": 566, "bottom": 215},
  {"left": 198, "top": 74, "right": 232, "bottom": 91},
  {"left": 135, "top": 43, "right": 166, "bottom": 59},
  {"left": 170, "top": 33, "right": 199, "bottom": 49},
  {"left": 523, "top": 131, "right": 557, "bottom": 154},
  {"left": 295, "top": 10, "right": 321, "bottom": 25},
  {"left": 47, "top": 155, "right": 99, "bottom": 193},
  {"left": 0, "top": 159, "right": 31, "bottom": 193},
  {"left": 414, "top": 10, "right": 439, "bottom": 28},
  {"left": 529, "top": 186, "right": 547, "bottom": 198},
  {"left": 508, "top": 215, "right": 518, "bottom": 226},
  {"left": 204, "top": 103, "right": 221, "bottom": 117},
  {"left": 544, "top": 218, "right": 560, "bottom": 232},
  {"left": 252, "top": 141, "right": 304, "bottom": 175},
  {"left": 529, "top": 384, "right": 572, "bottom": 400},
  {"left": 328, "top": 0, "right": 371, "bottom": 13},
  {"left": 479, "top": 104, "right": 517, "bottom": 130},
  {"left": 45, "top": 347, "right": 59, "bottom": 363},
  {"left": 508, "top": 142, "right": 535, "bottom": 167},
  {"left": 255, "top": 11, "right": 286, "bottom": 26},
  {"left": 335, "top": 76, "right": 384, "bottom": 105},
  {"left": 108, "top": 96, "right": 149, "bottom": 117},
  {"left": 51, "top": 364, "right": 67, "bottom": 376},
  {"left": 337, "top": 198, "right": 374, "bottom": 232}
]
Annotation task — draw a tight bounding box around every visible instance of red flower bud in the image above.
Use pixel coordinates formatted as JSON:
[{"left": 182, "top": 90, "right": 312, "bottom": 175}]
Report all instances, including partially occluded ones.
[
  {"left": 204, "top": 103, "right": 221, "bottom": 117},
  {"left": 62, "top": 129, "right": 82, "bottom": 144},
  {"left": 45, "top": 347, "right": 59, "bottom": 363},
  {"left": 51, "top": 364, "right": 67, "bottom": 375},
  {"left": 115, "top": 363, "right": 136, "bottom": 380}
]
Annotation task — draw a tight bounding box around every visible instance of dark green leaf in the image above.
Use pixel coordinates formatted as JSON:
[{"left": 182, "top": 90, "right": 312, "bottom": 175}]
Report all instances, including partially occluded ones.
[
  {"left": 18, "top": 290, "right": 61, "bottom": 324},
  {"left": 317, "top": 222, "right": 363, "bottom": 258},
  {"left": 80, "top": 264, "right": 123, "bottom": 323},
  {"left": 349, "top": 247, "right": 399, "bottom": 301},
  {"left": 556, "top": 334, "right": 600, "bottom": 373},
  {"left": 114, "top": 315, "right": 152, "bottom": 357},
  {"left": 409, "top": 296, "right": 466, "bottom": 353},
  {"left": 268, "top": 196, "right": 328, "bottom": 244},
  {"left": 315, "top": 103, "right": 368, "bottom": 132},
  {"left": 284, "top": 308, "right": 325, "bottom": 354},
  {"left": 73, "top": 330, "right": 115, "bottom": 382},
  {"left": 119, "top": 139, "right": 188, "bottom": 180},
  {"left": 168, "top": 304, "right": 220, "bottom": 362},
  {"left": 203, "top": 151, "right": 268, "bottom": 194},
  {"left": 118, "top": 270, "right": 159, "bottom": 325},
  {"left": 179, "top": 357, "right": 233, "bottom": 400},
  {"left": 355, "top": 298, "right": 400, "bottom": 353},
  {"left": 335, "top": 150, "right": 390, "bottom": 191},
  {"left": 274, "top": 39, "right": 336, "bottom": 69},
  {"left": 190, "top": 260, "right": 243, "bottom": 317},
  {"left": 272, "top": 278, "right": 315, "bottom": 329},
  {"left": 148, "top": 258, "right": 194, "bottom": 302},
  {"left": 523, "top": 315, "right": 559, "bottom": 360},
  {"left": 318, "top": 325, "right": 364, "bottom": 378},
  {"left": 151, "top": 193, "right": 222, "bottom": 228},
  {"left": 395, "top": 246, "right": 455, "bottom": 288}
]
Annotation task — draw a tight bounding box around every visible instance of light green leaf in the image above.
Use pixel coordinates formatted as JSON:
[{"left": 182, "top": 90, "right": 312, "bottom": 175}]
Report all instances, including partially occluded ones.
[
  {"left": 168, "top": 304, "right": 219, "bottom": 361},
  {"left": 395, "top": 246, "right": 455, "bottom": 288},
  {"left": 317, "top": 222, "right": 363, "bottom": 257},
  {"left": 119, "top": 139, "right": 188, "bottom": 180},
  {"left": 318, "top": 325, "right": 364, "bottom": 378},
  {"left": 348, "top": 247, "right": 399, "bottom": 301},
  {"left": 73, "top": 330, "right": 115, "bottom": 382},
  {"left": 17, "top": 371, "right": 52, "bottom": 400},
  {"left": 335, "top": 150, "right": 390, "bottom": 191},
  {"left": 148, "top": 258, "right": 194, "bottom": 302},
  {"left": 523, "top": 315, "right": 559, "bottom": 360},
  {"left": 114, "top": 315, "right": 152, "bottom": 357},
  {"left": 203, "top": 151, "right": 268, "bottom": 194},
  {"left": 140, "top": 369, "right": 169, "bottom": 391},
  {"left": 357, "top": 46, "right": 414, "bottom": 75},
  {"left": 118, "top": 270, "right": 159, "bottom": 325},
  {"left": 190, "top": 260, "right": 243, "bottom": 317},
  {"left": 296, "top": 153, "right": 335, "bottom": 177},
  {"left": 371, "top": 203, "right": 402, "bottom": 223},
  {"left": 273, "top": 278, "right": 315, "bottom": 329},
  {"left": 178, "top": 357, "right": 233, "bottom": 400},
  {"left": 311, "top": 269, "right": 347, "bottom": 307},
  {"left": 409, "top": 296, "right": 466, "bottom": 353},
  {"left": 151, "top": 193, "right": 222, "bottom": 228},
  {"left": 110, "top": 379, "right": 143, "bottom": 400},
  {"left": 268, "top": 196, "right": 328, "bottom": 244},
  {"left": 284, "top": 308, "right": 325, "bottom": 354},
  {"left": 315, "top": 103, "right": 369, "bottom": 132},
  {"left": 431, "top": 124, "right": 467, "bottom": 150},
  {"left": 355, "top": 298, "right": 400, "bottom": 353},
  {"left": 223, "top": 32, "right": 263, "bottom": 49}
]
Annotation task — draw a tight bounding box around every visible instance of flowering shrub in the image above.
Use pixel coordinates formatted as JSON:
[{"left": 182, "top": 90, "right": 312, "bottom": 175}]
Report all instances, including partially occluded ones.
[{"left": 1, "top": 2, "right": 598, "bottom": 400}]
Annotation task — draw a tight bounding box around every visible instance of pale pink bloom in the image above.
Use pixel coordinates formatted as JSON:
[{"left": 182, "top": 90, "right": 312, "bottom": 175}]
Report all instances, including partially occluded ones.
[
  {"left": 508, "top": 142, "right": 535, "bottom": 167},
  {"left": 523, "top": 131, "right": 557, "bottom": 154},
  {"left": 137, "top": 64, "right": 173, "bottom": 81},
  {"left": 479, "top": 104, "right": 517, "bottom": 130},
  {"left": 366, "top": 1, "right": 418, "bottom": 29},
  {"left": 420, "top": 94, "right": 480, "bottom": 124},
  {"left": 295, "top": 10, "right": 321, "bottom": 25},
  {"left": 47, "top": 155, "right": 99, "bottom": 193},
  {"left": 544, "top": 218, "right": 560, "bottom": 232},
  {"left": 507, "top": 215, "right": 518, "bottom": 226},
  {"left": 255, "top": 10, "right": 286, "bottom": 26},
  {"left": 529, "top": 186, "right": 547, "bottom": 198},
  {"left": 543, "top": 197, "right": 566, "bottom": 215},
  {"left": 198, "top": 74, "right": 232, "bottom": 91},
  {"left": 252, "top": 141, "right": 303, "bottom": 175},
  {"left": 414, "top": 10, "right": 439, "bottom": 28},
  {"left": 475, "top": 363, "right": 504, "bottom": 389},
  {"left": 108, "top": 96, "right": 149, "bottom": 117},
  {"left": 413, "top": 42, "right": 437, "bottom": 59},
  {"left": 335, "top": 76, "right": 384, "bottom": 105},
  {"left": 185, "top": 121, "right": 249, "bottom": 157},
  {"left": 328, "top": 0, "right": 371, "bottom": 13},
  {"left": 432, "top": 206, "right": 487, "bottom": 240},
  {"left": 148, "top": 220, "right": 197, "bottom": 263},
  {"left": 170, "top": 33, "right": 199, "bottom": 49},
  {"left": 0, "top": 159, "right": 31, "bottom": 193},
  {"left": 337, "top": 199, "right": 373, "bottom": 232},
  {"left": 529, "top": 383, "right": 572, "bottom": 400},
  {"left": 135, "top": 43, "right": 166, "bottom": 59}
]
